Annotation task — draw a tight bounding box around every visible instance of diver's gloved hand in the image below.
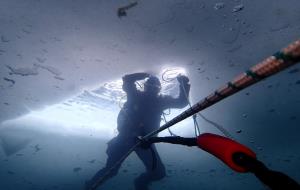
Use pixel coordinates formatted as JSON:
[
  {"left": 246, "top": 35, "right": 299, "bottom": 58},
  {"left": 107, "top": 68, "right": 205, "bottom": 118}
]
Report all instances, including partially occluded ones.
[
  {"left": 176, "top": 75, "right": 190, "bottom": 85},
  {"left": 177, "top": 75, "right": 190, "bottom": 93}
]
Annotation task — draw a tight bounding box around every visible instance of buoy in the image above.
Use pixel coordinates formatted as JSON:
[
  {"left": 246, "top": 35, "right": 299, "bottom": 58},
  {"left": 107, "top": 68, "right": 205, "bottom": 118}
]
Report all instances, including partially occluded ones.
[{"left": 197, "top": 133, "right": 256, "bottom": 172}]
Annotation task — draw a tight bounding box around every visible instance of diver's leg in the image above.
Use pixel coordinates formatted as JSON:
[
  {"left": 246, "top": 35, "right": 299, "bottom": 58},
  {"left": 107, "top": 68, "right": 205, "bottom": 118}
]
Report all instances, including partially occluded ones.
[
  {"left": 134, "top": 145, "right": 166, "bottom": 190},
  {"left": 86, "top": 136, "right": 133, "bottom": 189}
]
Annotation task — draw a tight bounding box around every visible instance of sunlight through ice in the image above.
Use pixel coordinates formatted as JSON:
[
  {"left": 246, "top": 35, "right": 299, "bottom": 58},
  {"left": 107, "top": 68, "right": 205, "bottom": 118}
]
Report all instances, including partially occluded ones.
[{"left": 1, "top": 67, "right": 192, "bottom": 140}]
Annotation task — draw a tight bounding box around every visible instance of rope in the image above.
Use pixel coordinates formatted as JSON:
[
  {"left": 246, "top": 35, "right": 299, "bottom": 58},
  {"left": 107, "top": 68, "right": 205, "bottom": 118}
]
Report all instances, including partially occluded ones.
[
  {"left": 162, "top": 113, "right": 177, "bottom": 136},
  {"left": 161, "top": 69, "right": 180, "bottom": 136},
  {"left": 198, "top": 113, "right": 234, "bottom": 139},
  {"left": 161, "top": 68, "right": 180, "bottom": 82},
  {"left": 162, "top": 68, "right": 232, "bottom": 138},
  {"left": 193, "top": 115, "right": 199, "bottom": 137},
  {"left": 178, "top": 79, "right": 201, "bottom": 136},
  {"left": 89, "top": 39, "right": 300, "bottom": 190},
  {"left": 161, "top": 69, "right": 200, "bottom": 137}
]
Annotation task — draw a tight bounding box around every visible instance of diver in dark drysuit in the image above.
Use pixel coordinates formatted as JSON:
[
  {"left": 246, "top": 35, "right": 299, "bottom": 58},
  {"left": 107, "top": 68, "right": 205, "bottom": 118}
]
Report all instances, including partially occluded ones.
[
  {"left": 140, "top": 136, "right": 300, "bottom": 190},
  {"left": 86, "top": 73, "right": 190, "bottom": 190}
]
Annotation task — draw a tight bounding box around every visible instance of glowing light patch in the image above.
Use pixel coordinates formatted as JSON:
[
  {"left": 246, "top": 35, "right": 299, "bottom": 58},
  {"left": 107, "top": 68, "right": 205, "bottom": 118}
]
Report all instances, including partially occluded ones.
[{"left": 1, "top": 67, "right": 193, "bottom": 140}]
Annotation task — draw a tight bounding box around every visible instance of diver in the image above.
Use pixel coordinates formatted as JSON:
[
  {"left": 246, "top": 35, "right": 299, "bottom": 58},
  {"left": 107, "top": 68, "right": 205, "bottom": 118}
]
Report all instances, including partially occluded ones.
[
  {"left": 86, "top": 72, "right": 190, "bottom": 190},
  {"left": 139, "top": 135, "right": 300, "bottom": 190}
]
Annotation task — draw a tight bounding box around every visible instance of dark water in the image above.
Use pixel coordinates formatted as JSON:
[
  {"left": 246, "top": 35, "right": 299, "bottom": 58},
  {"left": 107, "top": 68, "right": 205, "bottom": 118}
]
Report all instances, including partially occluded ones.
[{"left": 0, "top": 0, "right": 300, "bottom": 189}]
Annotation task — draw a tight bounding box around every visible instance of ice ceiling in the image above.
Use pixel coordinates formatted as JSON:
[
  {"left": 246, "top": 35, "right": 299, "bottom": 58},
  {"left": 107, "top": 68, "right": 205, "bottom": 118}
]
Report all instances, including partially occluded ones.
[{"left": 0, "top": 0, "right": 299, "bottom": 157}]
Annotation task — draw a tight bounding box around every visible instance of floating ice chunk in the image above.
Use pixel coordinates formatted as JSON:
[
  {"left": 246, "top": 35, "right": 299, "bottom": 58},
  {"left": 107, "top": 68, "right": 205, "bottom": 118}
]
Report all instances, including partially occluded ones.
[
  {"left": 73, "top": 167, "right": 82, "bottom": 172},
  {"left": 186, "top": 25, "right": 195, "bottom": 33},
  {"left": 257, "top": 147, "right": 263, "bottom": 151},
  {"left": 270, "top": 23, "right": 290, "bottom": 32},
  {"left": 242, "top": 113, "right": 248, "bottom": 118},
  {"left": 53, "top": 37, "right": 62, "bottom": 42},
  {"left": 288, "top": 68, "right": 299, "bottom": 74},
  {"left": 34, "top": 63, "right": 61, "bottom": 76},
  {"left": 34, "top": 144, "right": 41, "bottom": 153},
  {"left": 0, "top": 49, "right": 5, "bottom": 55},
  {"left": 54, "top": 76, "right": 65, "bottom": 81},
  {"left": 1, "top": 35, "right": 10, "bottom": 42},
  {"left": 36, "top": 57, "right": 46, "bottom": 63},
  {"left": 88, "top": 159, "right": 96, "bottom": 164},
  {"left": 3, "top": 77, "right": 15, "bottom": 86},
  {"left": 209, "top": 169, "right": 216, "bottom": 173},
  {"left": 214, "top": 2, "right": 225, "bottom": 10},
  {"left": 6, "top": 65, "right": 39, "bottom": 76},
  {"left": 7, "top": 171, "right": 15, "bottom": 175},
  {"left": 268, "top": 108, "right": 275, "bottom": 113},
  {"left": 117, "top": 2, "right": 138, "bottom": 18},
  {"left": 232, "top": 4, "right": 244, "bottom": 12},
  {"left": 227, "top": 44, "right": 242, "bottom": 52},
  {"left": 95, "top": 59, "right": 103, "bottom": 63},
  {"left": 22, "top": 29, "right": 31, "bottom": 34},
  {"left": 40, "top": 39, "right": 47, "bottom": 44}
]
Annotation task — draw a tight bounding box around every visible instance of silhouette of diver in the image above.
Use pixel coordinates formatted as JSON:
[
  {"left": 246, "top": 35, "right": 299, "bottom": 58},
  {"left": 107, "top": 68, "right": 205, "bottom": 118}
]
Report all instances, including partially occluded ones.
[
  {"left": 86, "top": 72, "right": 190, "bottom": 190},
  {"left": 140, "top": 136, "right": 300, "bottom": 190}
]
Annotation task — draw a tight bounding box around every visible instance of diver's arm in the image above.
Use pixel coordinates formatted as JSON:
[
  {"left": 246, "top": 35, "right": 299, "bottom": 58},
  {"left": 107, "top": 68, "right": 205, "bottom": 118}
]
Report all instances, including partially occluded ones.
[
  {"left": 162, "top": 75, "right": 191, "bottom": 109},
  {"left": 122, "top": 73, "right": 150, "bottom": 94},
  {"left": 123, "top": 73, "right": 150, "bottom": 82}
]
